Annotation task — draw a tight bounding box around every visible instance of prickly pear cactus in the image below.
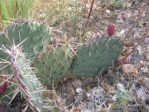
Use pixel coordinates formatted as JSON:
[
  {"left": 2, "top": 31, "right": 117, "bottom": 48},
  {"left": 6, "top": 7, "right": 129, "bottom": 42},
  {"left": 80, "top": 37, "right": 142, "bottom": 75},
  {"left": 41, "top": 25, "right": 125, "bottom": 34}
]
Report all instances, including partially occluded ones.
[
  {"left": 0, "top": 21, "right": 51, "bottom": 58},
  {"left": 71, "top": 37, "right": 122, "bottom": 76},
  {"left": 3, "top": 45, "right": 54, "bottom": 112},
  {"left": 36, "top": 46, "right": 73, "bottom": 86}
]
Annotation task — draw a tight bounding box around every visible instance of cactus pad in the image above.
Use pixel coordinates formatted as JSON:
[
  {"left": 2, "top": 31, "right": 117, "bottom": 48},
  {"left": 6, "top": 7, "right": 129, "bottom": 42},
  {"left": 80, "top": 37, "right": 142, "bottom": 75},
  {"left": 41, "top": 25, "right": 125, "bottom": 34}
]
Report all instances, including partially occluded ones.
[
  {"left": 0, "top": 21, "right": 51, "bottom": 57},
  {"left": 36, "top": 46, "right": 73, "bottom": 86},
  {"left": 3, "top": 45, "right": 53, "bottom": 112},
  {"left": 71, "top": 37, "right": 122, "bottom": 76}
]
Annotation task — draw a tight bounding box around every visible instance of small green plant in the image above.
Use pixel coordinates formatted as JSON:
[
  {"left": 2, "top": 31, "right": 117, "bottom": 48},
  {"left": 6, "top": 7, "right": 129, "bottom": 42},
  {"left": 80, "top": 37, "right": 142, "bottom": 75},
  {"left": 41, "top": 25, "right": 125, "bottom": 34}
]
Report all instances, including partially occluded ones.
[
  {"left": 113, "top": 83, "right": 134, "bottom": 104},
  {"left": 112, "top": 0, "right": 125, "bottom": 9}
]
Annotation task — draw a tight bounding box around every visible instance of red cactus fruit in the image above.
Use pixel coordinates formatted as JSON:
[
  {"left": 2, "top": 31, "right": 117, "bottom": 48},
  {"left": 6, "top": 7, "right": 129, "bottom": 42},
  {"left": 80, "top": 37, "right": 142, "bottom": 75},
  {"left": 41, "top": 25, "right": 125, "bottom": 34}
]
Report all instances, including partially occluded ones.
[
  {"left": 0, "top": 82, "right": 7, "bottom": 94},
  {"left": 107, "top": 22, "right": 116, "bottom": 37}
]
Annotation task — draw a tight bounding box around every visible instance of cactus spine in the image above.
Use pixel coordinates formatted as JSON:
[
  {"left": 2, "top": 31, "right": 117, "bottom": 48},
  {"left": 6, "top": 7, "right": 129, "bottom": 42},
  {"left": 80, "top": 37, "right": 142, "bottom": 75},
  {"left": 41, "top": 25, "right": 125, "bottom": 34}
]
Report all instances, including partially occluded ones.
[{"left": 3, "top": 45, "right": 53, "bottom": 112}]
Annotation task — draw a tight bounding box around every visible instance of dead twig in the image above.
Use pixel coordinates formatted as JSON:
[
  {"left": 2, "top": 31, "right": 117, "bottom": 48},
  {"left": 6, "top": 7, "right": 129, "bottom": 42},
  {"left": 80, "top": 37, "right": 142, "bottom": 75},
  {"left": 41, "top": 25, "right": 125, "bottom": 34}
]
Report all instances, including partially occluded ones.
[
  {"left": 87, "top": 0, "right": 95, "bottom": 19},
  {"left": 81, "top": 0, "right": 95, "bottom": 38}
]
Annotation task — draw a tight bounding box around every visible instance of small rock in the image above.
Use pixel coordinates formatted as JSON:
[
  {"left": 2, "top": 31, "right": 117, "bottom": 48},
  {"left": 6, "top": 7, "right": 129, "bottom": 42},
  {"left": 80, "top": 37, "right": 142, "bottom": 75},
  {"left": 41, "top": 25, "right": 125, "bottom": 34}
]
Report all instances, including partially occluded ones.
[
  {"left": 117, "top": 83, "right": 125, "bottom": 92},
  {"left": 139, "top": 60, "right": 145, "bottom": 68},
  {"left": 145, "top": 45, "right": 149, "bottom": 53},
  {"left": 72, "top": 107, "right": 81, "bottom": 112},
  {"left": 132, "top": 68, "right": 139, "bottom": 76},
  {"left": 136, "top": 45, "right": 142, "bottom": 55},
  {"left": 144, "top": 45, "right": 149, "bottom": 61},
  {"left": 141, "top": 67, "right": 149, "bottom": 74},
  {"left": 86, "top": 31, "right": 94, "bottom": 39},
  {"left": 144, "top": 38, "right": 149, "bottom": 44},
  {"left": 122, "top": 64, "right": 138, "bottom": 75},
  {"left": 76, "top": 88, "right": 83, "bottom": 94},
  {"left": 136, "top": 87, "right": 147, "bottom": 101},
  {"left": 144, "top": 52, "right": 149, "bottom": 61},
  {"left": 144, "top": 77, "right": 149, "bottom": 88},
  {"left": 71, "top": 79, "right": 82, "bottom": 89}
]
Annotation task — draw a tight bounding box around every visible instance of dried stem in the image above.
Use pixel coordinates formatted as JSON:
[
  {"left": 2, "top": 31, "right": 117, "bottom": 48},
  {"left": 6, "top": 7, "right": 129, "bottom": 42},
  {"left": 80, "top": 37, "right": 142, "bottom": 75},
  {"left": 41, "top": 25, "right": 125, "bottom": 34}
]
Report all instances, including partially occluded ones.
[
  {"left": 87, "top": 0, "right": 95, "bottom": 19},
  {"left": 81, "top": 0, "right": 95, "bottom": 38}
]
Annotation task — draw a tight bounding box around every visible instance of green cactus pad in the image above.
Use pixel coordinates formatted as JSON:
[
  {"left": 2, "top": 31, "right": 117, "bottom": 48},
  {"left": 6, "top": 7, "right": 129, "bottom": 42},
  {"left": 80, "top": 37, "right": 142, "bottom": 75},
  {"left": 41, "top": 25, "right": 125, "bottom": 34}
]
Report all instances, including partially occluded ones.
[
  {"left": 36, "top": 46, "right": 73, "bottom": 86},
  {"left": 71, "top": 37, "right": 122, "bottom": 76},
  {"left": 4, "top": 45, "right": 53, "bottom": 112},
  {"left": 0, "top": 21, "right": 51, "bottom": 57}
]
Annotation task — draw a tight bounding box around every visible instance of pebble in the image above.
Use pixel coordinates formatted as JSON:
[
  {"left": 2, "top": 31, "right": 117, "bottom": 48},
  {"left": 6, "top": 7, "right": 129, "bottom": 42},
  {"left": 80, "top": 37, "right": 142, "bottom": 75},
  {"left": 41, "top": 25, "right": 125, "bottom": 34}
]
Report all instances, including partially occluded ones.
[
  {"left": 136, "top": 87, "right": 147, "bottom": 101},
  {"left": 122, "top": 64, "right": 138, "bottom": 75},
  {"left": 144, "top": 77, "right": 149, "bottom": 88},
  {"left": 76, "top": 87, "right": 83, "bottom": 94}
]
